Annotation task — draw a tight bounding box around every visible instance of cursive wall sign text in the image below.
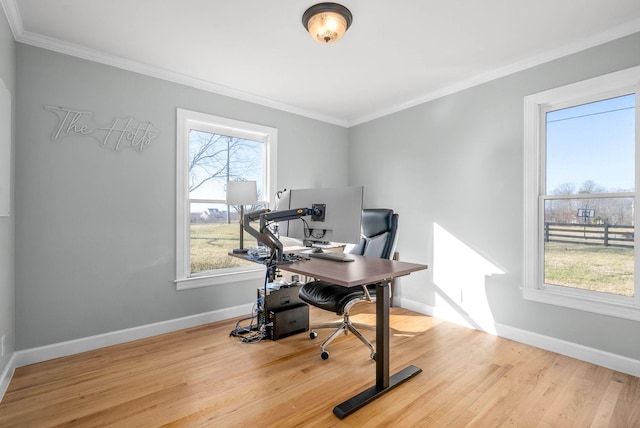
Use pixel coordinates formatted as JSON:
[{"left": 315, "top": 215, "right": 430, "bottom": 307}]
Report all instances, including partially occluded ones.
[{"left": 44, "top": 105, "right": 159, "bottom": 153}]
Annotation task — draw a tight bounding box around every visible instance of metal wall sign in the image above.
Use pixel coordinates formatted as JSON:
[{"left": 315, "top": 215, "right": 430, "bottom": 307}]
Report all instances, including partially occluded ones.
[{"left": 44, "top": 105, "right": 159, "bottom": 153}]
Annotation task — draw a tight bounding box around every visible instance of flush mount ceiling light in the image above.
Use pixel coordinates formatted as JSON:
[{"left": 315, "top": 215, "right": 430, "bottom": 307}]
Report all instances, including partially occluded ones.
[{"left": 302, "top": 3, "right": 353, "bottom": 44}]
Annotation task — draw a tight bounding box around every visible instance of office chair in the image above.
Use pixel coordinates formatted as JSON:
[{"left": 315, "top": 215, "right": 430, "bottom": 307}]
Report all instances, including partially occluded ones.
[{"left": 298, "top": 209, "right": 399, "bottom": 360}]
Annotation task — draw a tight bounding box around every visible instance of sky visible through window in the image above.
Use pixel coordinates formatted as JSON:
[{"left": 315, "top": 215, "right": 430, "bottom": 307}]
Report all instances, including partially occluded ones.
[
  {"left": 188, "top": 131, "right": 264, "bottom": 201},
  {"left": 546, "top": 93, "right": 636, "bottom": 194}
]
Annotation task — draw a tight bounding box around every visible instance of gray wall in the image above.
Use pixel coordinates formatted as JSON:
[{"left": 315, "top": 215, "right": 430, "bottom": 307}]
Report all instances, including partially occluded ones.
[
  {"left": 10, "top": 24, "right": 640, "bottom": 365},
  {"left": 15, "top": 44, "right": 349, "bottom": 349},
  {"left": 349, "top": 32, "right": 640, "bottom": 360},
  {"left": 0, "top": 6, "right": 15, "bottom": 376}
]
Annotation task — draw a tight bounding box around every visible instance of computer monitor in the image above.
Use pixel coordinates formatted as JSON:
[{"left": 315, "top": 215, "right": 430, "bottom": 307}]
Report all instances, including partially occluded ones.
[{"left": 279, "top": 186, "right": 364, "bottom": 245}]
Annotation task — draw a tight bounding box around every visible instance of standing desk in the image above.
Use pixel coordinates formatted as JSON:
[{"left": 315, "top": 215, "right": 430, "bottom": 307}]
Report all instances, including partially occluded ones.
[{"left": 279, "top": 254, "right": 427, "bottom": 419}]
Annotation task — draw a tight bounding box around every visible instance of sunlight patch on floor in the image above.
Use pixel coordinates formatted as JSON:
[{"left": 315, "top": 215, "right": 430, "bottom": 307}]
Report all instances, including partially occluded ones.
[{"left": 349, "top": 313, "right": 441, "bottom": 334}]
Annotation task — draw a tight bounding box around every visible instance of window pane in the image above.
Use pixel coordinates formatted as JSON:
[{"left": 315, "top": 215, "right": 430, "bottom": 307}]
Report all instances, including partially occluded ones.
[
  {"left": 543, "top": 197, "right": 634, "bottom": 296},
  {"left": 546, "top": 94, "right": 635, "bottom": 194},
  {"left": 187, "top": 130, "right": 265, "bottom": 275},
  {"left": 188, "top": 131, "right": 264, "bottom": 201},
  {"left": 190, "top": 202, "right": 255, "bottom": 274}
]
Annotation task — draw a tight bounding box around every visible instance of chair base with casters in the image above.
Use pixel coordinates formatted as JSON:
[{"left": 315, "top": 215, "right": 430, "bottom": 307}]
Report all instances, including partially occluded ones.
[
  {"left": 299, "top": 209, "right": 399, "bottom": 360},
  {"left": 299, "top": 281, "right": 377, "bottom": 360}
]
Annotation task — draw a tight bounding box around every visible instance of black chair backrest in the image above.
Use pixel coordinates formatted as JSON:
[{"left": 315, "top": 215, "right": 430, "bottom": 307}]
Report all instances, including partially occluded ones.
[{"left": 349, "top": 209, "right": 398, "bottom": 259}]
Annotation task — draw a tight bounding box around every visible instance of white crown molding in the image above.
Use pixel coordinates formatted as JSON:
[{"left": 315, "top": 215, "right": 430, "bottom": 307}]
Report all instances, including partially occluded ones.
[
  {"left": 348, "top": 17, "right": 640, "bottom": 127},
  {"left": 0, "top": 0, "right": 22, "bottom": 37},
  {"left": 2, "top": 2, "right": 640, "bottom": 129},
  {"left": 15, "top": 29, "right": 350, "bottom": 128}
]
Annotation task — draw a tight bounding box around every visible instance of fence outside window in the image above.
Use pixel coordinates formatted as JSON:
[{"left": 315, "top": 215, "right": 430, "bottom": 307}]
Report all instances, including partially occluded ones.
[{"left": 544, "top": 222, "right": 634, "bottom": 248}]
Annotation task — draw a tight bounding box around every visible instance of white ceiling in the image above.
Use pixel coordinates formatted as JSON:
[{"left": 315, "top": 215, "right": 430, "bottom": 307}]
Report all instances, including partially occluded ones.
[{"left": 3, "top": 0, "right": 640, "bottom": 127}]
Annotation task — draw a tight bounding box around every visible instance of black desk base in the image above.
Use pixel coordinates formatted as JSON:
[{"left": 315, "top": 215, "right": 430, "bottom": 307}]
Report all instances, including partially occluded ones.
[
  {"left": 333, "top": 281, "right": 422, "bottom": 419},
  {"left": 333, "top": 365, "right": 422, "bottom": 418}
]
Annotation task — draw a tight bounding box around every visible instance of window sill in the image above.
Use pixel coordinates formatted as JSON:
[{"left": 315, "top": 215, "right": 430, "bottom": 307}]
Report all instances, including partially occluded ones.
[
  {"left": 522, "top": 287, "right": 640, "bottom": 322},
  {"left": 175, "top": 265, "right": 266, "bottom": 291}
]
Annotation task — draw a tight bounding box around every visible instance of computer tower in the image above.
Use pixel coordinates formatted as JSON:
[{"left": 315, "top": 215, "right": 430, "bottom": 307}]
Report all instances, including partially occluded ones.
[
  {"left": 257, "top": 284, "right": 309, "bottom": 340},
  {"left": 268, "top": 303, "right": 309, "bottom": 340}
]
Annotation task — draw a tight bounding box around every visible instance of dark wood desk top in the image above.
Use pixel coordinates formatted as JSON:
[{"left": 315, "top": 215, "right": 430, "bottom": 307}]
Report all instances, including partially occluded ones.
[{"left": 279, "top": 255, "right": 427, "bottom": 287}]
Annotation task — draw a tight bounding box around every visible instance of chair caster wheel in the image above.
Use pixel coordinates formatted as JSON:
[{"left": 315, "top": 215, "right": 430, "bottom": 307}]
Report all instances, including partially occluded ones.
[
  {"left": 321, "top": 351, "right": 330, "bottom": 360},
  {"left": 310, "top": 331, "right": 318, "bottom": 339}
]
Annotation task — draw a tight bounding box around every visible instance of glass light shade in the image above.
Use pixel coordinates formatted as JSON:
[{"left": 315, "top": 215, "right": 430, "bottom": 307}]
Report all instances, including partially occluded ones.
[
  {"left": 302, "top": 3, "right": 353, "bottom": 44},
  {"left": 308, "top": 11, "right": 348, "bottom": 43}
]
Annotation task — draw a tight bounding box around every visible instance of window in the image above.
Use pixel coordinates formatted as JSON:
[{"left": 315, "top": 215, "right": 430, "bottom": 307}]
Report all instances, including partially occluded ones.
[
  {"left": 176, "top": 109, "right": 277, "bottom": 289},
  {"left": 524, "top": 66, "right": 640, "bottom": 320}
]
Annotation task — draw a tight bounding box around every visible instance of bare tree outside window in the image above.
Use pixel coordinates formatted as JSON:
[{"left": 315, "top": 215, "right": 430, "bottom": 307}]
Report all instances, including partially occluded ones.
[
  {"left": 176, "top": 109, "right": 277, "bottom": 287},
  {"left": 189, "top": 131, "right": 262, "bottom": 196},
  {"left": 188, "top": 130, "right": 265, "bottom": 273}
]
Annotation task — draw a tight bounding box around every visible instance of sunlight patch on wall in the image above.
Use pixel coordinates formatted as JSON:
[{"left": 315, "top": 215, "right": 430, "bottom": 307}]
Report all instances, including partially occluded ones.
[{"left": 433, "top": 223, "right": 504, "bottom": 334}]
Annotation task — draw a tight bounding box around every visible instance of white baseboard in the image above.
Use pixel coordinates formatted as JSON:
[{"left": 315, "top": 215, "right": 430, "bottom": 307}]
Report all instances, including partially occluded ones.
[
  {"left": 4, "top": 299, "right": 639, "bottom": 403},
  {"left": 494, "top": 323, "right": 640, "bottom": 377},
  {"left": 12, "top": 303, "right": 253, "bottom": 369},
  {"left": 0, "top": 353, "right": 18, "bottom": 401},
  {"left": 0, "top": 303, "right": 252, "bottom": 403},
  {"left": 400, "top": 297, "right": 640, "bottom": 378}
]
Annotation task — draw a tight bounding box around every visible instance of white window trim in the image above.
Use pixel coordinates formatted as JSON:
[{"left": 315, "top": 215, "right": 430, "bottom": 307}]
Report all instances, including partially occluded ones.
[
  {"left": 523, "top": 65, "right": 640, "bottom": 320},
  {"left": 175, "top": 109, "right": 277, "bottom": 290}
]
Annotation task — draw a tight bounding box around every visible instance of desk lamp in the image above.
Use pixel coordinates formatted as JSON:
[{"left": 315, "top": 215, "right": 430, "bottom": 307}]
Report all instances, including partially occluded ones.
[{"left": 226, "top": 180, "right": 257, "bottom": 250}]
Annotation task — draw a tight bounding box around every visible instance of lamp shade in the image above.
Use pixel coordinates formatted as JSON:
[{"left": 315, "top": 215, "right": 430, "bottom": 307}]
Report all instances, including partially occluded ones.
[
  {"left": 226, "top": 181, "right": 257, "bottom": 205},
  {"left": 302, "top": 3, "right": 353, "bottom": 44}
]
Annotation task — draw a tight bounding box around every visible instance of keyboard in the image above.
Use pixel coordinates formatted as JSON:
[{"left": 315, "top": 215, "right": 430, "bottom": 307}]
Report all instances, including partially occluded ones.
[{"left": 308, "top": 252, "right": 355, "bottom": 262}]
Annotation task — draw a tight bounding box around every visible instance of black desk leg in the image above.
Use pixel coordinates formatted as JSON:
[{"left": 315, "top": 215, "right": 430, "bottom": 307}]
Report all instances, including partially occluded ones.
[
  {"left": 377, "top": 280, "right": 390, "bottom": 388},
  {"left": 333, "top": 281, "right": 422, "bottom": 419}
]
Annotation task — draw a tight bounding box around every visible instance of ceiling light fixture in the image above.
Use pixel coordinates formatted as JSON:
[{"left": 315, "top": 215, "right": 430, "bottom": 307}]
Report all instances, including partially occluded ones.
[{"left": 302, "top": 3, "right": 353, "bottom": 44}]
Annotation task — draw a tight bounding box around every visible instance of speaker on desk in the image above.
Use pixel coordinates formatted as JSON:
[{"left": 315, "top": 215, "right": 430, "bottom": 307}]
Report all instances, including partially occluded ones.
[{"left": 268, "top": 303, "right": 309, "bottom": 340}]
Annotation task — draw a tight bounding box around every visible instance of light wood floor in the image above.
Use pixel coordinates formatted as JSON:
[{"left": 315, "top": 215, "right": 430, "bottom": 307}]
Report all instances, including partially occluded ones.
[{"left": 1, "top": 305, "right": 639, "bottom": 427}]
